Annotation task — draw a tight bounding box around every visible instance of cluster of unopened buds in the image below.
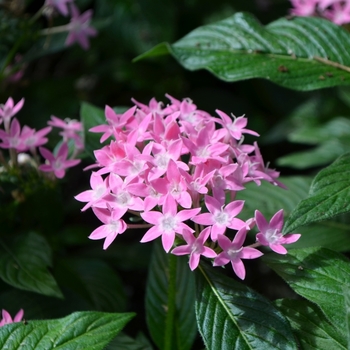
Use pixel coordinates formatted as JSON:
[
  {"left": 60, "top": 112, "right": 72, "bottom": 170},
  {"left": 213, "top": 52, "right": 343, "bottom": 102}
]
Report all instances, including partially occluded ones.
[
  {"left": 290, "top": 0, "right": 350, "bottom": 25},
  {"left": 76, "top": 95, "right": 301, "bottom": 280},
  {"left": 0, "top": 97, "right": 82, "bottom": 178}
]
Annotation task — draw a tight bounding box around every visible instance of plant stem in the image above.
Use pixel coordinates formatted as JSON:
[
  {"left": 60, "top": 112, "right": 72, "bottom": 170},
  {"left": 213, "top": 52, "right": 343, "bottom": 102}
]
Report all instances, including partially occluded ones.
[{"left": 164, "top": 252, "right": 177, "bottom": 350}]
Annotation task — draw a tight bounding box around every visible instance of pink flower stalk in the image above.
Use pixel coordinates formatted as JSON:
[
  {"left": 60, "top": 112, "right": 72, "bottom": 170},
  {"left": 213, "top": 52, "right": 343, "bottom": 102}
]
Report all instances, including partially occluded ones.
[
  {"left": 0, "top": 309, "right": 24, "bottom": 327},
  {"left": 0, "top": 97, "right": 24, "bottom": 132},
  {"left": 172, "top": 227, "right": 217, "bottom": 270},
  {"left": 65, "top": 4, "right": 98, "bottom": 50},
  {"left": 140, "top": 196, "right": 200, "bottom": 252},
  {"left": 255, "top": 209, "right": 301, "bottom": 254},
  {"left": 39, "top": 142, "right": 81, "bottom": 178},
  {"left": 214, "top": 228, "right": 263, "bottom": 280},
  {"left": 44, "top": 0, "right": 73, "bottom": 16}
]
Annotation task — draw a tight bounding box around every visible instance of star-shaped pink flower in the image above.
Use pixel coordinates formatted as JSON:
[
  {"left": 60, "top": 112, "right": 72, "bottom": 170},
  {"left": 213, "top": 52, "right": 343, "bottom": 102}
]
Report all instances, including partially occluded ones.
[{"left": 255, "top": 209, "right": 301, "bottom": 254}]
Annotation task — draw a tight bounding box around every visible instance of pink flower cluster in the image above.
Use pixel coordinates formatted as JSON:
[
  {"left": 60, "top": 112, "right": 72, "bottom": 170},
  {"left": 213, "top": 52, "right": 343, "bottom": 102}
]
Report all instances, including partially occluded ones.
[
  {"left": 43, "top": 0, "right": 97, "bottom": 50},
  {"left": 76, "top": 95, "right": 300, "bottom": 279},
  {"left": 290, "top": 0, "right": 350, "bottom": 25},
  {"left": 0, "top": 309, "right": 23, "bottom": 327},
  {"left": 0, "top": 97, "right": 82, "bottom": 179}
]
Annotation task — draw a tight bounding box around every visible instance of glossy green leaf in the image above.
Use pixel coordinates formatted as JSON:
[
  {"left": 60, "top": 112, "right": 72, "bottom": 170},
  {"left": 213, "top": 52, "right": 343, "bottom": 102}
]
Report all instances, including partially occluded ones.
[
  {"left": 344, "top": 287, "right": 350, "bottom": 349},
  {"left": 138, "top": 13, "right": 350, "bottom": 91},
  {"left": 0, "top": 232, "right": 63, "bottom": 298},
  {"left": 57, "top": 258, "right": 127, "bottom": 312},
  {"left": 277, "top": 140, "right": 349, "bottom": 169},
  {"left": 263, "top": 247, "right": 350, "bottom": 334},
  {"left": 195, "top": 263, "right": 297, "bottom": 350},
  {"left": 106, "top": 332, "right": 153, "bottom": 350},
  {"left": 236, "top": 176, "right": 350, "bottom": 252},
  {"left": 145, "top": 241, "right": 196, "bottom": 350},
  {"left": 275, "top": 299, "right": 347, "bottom": 350},
  {"left": 283, "top": 153, "right": 350, "bottom": 233},
  {"left": 0, "top": 311, "right": 135, "bottom": 350},
  {"left": 80, "top": 102, "right": 106, "bottom": 160}
]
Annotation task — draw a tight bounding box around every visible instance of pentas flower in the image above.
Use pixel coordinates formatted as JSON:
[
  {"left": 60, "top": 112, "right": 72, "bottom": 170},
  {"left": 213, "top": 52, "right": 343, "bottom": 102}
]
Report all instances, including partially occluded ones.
[
  {"left": 77, "top": 94, "right": 294, "bottom": 279},
  {"left": 289, "top": 0, "right": 350, "bottom": 25},
  {"left": 255, "top": 209, "right": 301, "bottom": 254},
  {"left": 172, "top": 227, "right": 217, "bottom": 270},
  {"left": 0, "top": 118, "right": 22, "bottom": 150},
  {"left": 75, "top": 172, "right": 109, "bottom": 211},
  {"left": 90, "top": 206, "right": 127, "bottom": 249},
  {"left": 65, "top": 4, "right": 97, "bottom": 50},
  {"left": 44, "top": 0, "right": 73, "bottom": 16},
  {"left": 39, "top": 142, "right": 81, "bottom": 178},
  {"left": 48, "top": 116, "right": 83, "bottom": 150},
  {"left": 214, "top": 227, "right": 263, "bottom": 280},
  {"left": 0, "top": 309, "right": 24, "bottom": 327},
  {"left": 0, "top": 97, "right": 24, "bottom": 132},
  {"left": 140, "top": 196, "right": 200, "bottom": 252},
  {"left": 19, "top": 126, "right": 52, "bottom": 152},
  {"left": 192, "top": 195, "right": 246, "bottom": 241}
]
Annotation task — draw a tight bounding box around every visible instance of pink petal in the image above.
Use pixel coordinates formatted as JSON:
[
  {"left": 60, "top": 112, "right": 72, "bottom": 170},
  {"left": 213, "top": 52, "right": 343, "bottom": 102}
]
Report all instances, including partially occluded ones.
[
  {"left": 270, "top": 209, "right": 284, "bottom": 231},
  {"left": 270, "top": 244, "right": 288, "bottom": 255},
  {"left": 140, "top": 226, "right": 163, "bottom": 243},
  {"left": 189, "top": 253, "right": 200, "bottom": 270},
  {"left": 231, "top": 259, "right": 246, "bottom": 280},
  {"left": 172, "top": 245, "right": 191, "bottom": 255},
  {"left": 255, "top": 210, "right": 268, "bottom": 232},
  {"left": 162, "top": 231, "right": 176, "bottom": 252},
  {"left": 240, "top": 247, "right": 263, "bottom": 259},
  {"left": 13, "top": 309, "right": 24, "bottom": 322},
  {"left": 89, "top": 225, "right": 108, "bottom": 239}
]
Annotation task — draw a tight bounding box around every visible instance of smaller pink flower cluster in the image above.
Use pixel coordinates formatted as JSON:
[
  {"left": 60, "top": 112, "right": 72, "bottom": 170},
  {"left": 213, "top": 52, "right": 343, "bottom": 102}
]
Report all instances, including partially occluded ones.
[
  {"left": 0, "top": 97, "right": 82, "bottom": 179},
  {"left": 76, "top": 95, "right": 300, "bottom": 279},
  {"left": 290, "top": 0, "right": 350, "bottom": 25},
  {"left": 44, "top": 0, "right": 97, "bottom": 50},
  {"left": 0, "top": 309, "right": 23, "bottom": 327}
]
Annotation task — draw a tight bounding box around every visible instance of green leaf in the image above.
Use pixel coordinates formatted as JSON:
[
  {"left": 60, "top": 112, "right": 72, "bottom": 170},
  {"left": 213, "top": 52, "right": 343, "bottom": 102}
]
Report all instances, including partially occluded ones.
[
  {"left": 277, "top": 140, "right": 349, "bottom": 169},
  {"left": 57, "top": 258, "right": 127, "bottom": 312},
  {"left": 275, "top": 299, "right": 347, "bottom": 350},
  {"left": 283, "top": 153, "right": 350, "bottom": 233},
  {"left": 80, "top": 102, "right": 106, "bottom": 160},
  {"left": 106, "top": 332, "right": 153, "bottom": 350},
  {"left": 0, "top": 311, "right": 135, "bottom": 350},
  {"left": 0, "top": 232, "right": 63, "bottom": 298},
  {"left": 236, "top": 176, "right": 350, "bottom": 252},
  {"left": 139, "top": 13, "right": 350, "bottom": 91},
  {"left": 345, "top": 286, "right": 350, "bottom": 349},
  {"left": 145, "top": 241, "right": 196, "bottom": 350},
  {"left": 263, "top": 247, "right": 350, "bottom": 335},
  {"left": 195, "top": 263, "right": 298, "bottom": 350}
]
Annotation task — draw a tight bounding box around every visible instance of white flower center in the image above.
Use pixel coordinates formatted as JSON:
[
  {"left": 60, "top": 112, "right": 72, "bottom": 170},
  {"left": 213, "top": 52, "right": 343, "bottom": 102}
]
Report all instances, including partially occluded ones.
[
  {"left": 160, "top": 215, "right": 177, "bottom": 232},
  {"left": 214, "top": 211, "right": 229, "bottom": 226},
  {"left": 155, "top": 153, "right": 170, "bottom": 169},
  {"left": 108, "top": 220, "right": 120, "bottom": 233},
  {"left": 265, "top": 229, "right": 281, "bottom": 243},
  {"left": 227, "top": 247, "right": 243, "bottom": 259}
]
